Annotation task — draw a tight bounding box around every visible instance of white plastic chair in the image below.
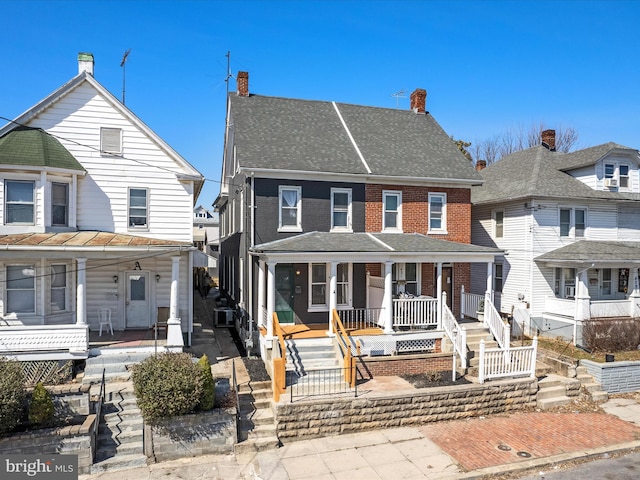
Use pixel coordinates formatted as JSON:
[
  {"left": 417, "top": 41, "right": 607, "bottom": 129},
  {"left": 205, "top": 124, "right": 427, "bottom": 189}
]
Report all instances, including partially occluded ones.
[{"left": 98, "top": 307, "right": 113, "bottom": 336}]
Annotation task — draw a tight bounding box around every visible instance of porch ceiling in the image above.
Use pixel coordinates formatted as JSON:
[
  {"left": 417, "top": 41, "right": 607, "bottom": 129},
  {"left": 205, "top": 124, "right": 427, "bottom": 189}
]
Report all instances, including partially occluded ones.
[
  {"left": 250, "top": 231, "right": 500, "bottom": 262},
  {"left": 535, "top": 240, "right": 640, "bottom": 266}
]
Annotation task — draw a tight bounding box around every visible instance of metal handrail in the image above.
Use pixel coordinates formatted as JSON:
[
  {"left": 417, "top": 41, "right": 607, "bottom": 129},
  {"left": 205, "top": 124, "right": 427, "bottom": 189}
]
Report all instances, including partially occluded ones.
[{"left": 91, "top": 368, "right": 106, "bottom": 461}]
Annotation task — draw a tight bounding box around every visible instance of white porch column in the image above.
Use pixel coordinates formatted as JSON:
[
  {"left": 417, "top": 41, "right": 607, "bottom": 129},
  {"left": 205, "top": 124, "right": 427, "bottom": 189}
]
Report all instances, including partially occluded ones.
[
  {"left": 574, "top": 269, "right": 591, "bottom": 322},
  {"left": 436, "top": 262, "right": 443, "bottom": 329},
  {"left": 75, "top": 257, "right": 87, "bottom": 325},
  {"left": 257, "top": 260, "right": 266, "bottom": 328},
  {"left": 266, "top": 262, "right": 276, "bottom": 338},
  {"left": 329, "top": 262, "right": 337, "bottom": 336},
  {"left": 166, "top": 256, "right": 184, "bottom": 348},
  {"left": 383, "top": 261, "right": 394, "bottom": 334},
  {"left": 629, "top": 267, "right": 640, "bottom": 317},
  {"left": 485, "top": 263, "right": 493, "bottom": 326}
]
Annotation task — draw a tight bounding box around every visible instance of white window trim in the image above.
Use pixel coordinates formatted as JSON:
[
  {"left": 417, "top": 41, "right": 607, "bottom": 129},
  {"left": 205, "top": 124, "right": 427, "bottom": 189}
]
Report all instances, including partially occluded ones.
[
  {"left": 494, "top": 263, "right": 503, "bottom": 293},
  {"left": 278, "top": 186, "right": 302, "bottom": 232},
  {"left": 5, "top": 264, "right": 36, "bottom": 315},
  {"left": 559, "top": 206, "right": 588, "bottom": 239},
  {"left": 128, "top": 187, "right": 149, "bottom": 230},
  {"left": 330, "top": 188, "right": 352, "bottom": 232},
  {"left": 5, "top": 179, "right": 36, "bottom": 226},
  {"left": 392, "top": 262, "right": 421, "bottom": 296},
  {"left": 51, "top": 182, "right": 69, "bottom": 227},
  {"left": 50, "top": 264, "right": 68, "bottom": 313},
  {"left": 336, "top": 263, "right": 353, "bottom": 308},
  {"left": 382, "top": 190, "right": 402, "bottom": 232},
  {"left": 493, "top": 209, "right": 504, "bottom": 239},
  {"left": 100, "top": 127, "right": 123, "bottom": 155},
  {"left": 307, "top": 262, "right": 353, "bottom": 311},
  {"left": 428, "top": 192, "right": 447, "bottom": 234}
]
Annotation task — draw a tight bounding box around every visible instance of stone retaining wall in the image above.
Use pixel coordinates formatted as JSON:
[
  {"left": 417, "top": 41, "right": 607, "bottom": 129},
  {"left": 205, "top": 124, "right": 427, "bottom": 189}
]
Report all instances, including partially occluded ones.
[
  {"left": 356, "top": 353, "right": 451, "bottom": 378},
  {"left": 144, "top": 408, "right": 236, "bottom": 462},
  {"left": 0, "top": 415, "right": 96, "bottom": 475},
  {"left": 580, "top": 359, "right": 640, "bottom": 393},
  {"left": 276, "top": 378, "right": 537, "bottom": 441}
]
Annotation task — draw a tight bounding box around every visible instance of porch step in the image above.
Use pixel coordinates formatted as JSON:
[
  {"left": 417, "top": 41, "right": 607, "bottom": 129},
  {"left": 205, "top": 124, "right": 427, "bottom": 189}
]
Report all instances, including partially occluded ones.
[
  {"left": 236, "top": 381, "right": 280, "bottom": 453},
  {"left": 575, "top": 366, "right": 609, "bottom": 403},
  {"left": 286, "top": 338, "right": 340, "bottom": 373},
  {"left": 537, "top": 375, "right": 571, "bottom": 410},
  {"left": 82, "top": 352, "right": 152, "bottom": 385}
]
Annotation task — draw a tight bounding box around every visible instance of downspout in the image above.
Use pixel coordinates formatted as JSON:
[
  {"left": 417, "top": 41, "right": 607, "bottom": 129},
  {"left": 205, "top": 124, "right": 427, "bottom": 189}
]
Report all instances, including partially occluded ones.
[{"left": 247, "top": 174, "right": 255, "bottom": 352}]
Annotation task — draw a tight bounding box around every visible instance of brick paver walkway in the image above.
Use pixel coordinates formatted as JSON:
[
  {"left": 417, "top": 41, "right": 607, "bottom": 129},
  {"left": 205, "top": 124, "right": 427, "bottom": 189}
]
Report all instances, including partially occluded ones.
[{"left": 420, "top": 412, "right": 640, "bottom": 471}]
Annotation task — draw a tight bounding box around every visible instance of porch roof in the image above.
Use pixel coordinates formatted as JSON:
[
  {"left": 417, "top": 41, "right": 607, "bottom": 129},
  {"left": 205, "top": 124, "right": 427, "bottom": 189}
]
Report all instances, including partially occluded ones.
[
  {"left": 535, "top": 240, "right": 640, "bottom": 266},
  {"left": 250, "top": 231, "right": 500, "bottom": 262},
  {"left": 0, "top": 231, "right": 193, "bottom": 255}
]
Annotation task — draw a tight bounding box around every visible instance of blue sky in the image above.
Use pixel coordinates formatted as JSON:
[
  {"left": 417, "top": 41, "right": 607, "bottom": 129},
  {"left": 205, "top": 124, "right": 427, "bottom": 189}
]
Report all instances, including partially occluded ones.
[{"left": 2, "top": 0, "right": 640, "bottom": 206}]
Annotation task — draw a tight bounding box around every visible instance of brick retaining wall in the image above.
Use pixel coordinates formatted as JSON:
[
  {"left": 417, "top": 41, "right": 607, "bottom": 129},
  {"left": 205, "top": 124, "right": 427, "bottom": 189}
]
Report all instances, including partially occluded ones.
[
  {"left": 276, "top": 378, "right": 537, "bottom": 441},
  {"left": 356, "top": 352, "right": 451, "bottom": 378},
  {"left": 580, "top": 359, "right": 640, "bottom": 393}
]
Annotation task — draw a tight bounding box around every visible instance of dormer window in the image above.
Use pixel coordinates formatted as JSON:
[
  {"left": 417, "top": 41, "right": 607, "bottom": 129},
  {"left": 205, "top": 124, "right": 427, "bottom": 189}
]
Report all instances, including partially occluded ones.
[
  {"left": 5, "top": 180, "right": 35, "bottom": 225},
  {"left": 51, "top": 183, "right": 69, "bottom": 226},
  {"left": 100, "top": 127, "right": 122, "bottom": 155},
  {"left": 620, "top": 165, "right": 629, "bottom": 188}
]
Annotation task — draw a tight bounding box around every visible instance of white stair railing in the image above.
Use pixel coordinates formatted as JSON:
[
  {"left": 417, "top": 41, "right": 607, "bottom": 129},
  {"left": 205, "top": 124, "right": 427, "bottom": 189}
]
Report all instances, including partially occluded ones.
[{"left": 441, "top": 293, "right": 467, "bottom": 379}]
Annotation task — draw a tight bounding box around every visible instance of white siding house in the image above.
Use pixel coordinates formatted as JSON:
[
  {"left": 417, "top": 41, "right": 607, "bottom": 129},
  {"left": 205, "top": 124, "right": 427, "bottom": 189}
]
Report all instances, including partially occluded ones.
[
  {"left": 0, "top": 53, "right": 204, "bottom": 360},
  {"left": 472, "top": 131, "right": 640, "bottom": 345}
]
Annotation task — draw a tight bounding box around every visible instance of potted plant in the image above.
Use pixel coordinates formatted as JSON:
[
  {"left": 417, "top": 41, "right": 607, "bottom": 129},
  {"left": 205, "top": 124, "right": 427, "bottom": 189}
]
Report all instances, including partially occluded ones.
[{"left": 476, "top": 298, "right": 485, "bottom": 322}]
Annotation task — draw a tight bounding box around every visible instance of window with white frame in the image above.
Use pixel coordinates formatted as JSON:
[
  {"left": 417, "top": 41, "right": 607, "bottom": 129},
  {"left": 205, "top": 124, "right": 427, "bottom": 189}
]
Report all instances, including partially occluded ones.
[
  {"left": 310, "top": 263, "right": 327, "bottom": 308},
  {"left": 336, "top": 263, "right": 351, "bottom": 306},
  {"left": 620, "top": 165, "right": 630, "bottom": 188},
  {"left": 393, "top": 263, "right": 418, "bottom": 296},
  {"left": 331, "top": 188, "right": 352, "bottom": 231},
  {"left": 601, "top": 268, "right": 612, "bottom": 296},
  {"left": 100, "top": 127, "right": 122, "bottom": 154},
  {"left": 128, "top": 188, "right": 148, "bottom": 228},
  {"left": 383, "top": 191, "right": 402, "bottom": 231},
  {"left": 560, "top": 207, "right": 587, "bottom": 238},
  {"left": 6, "top": 265, "right": 36, "bottom": 314},
  {"left": 5, "top": 180, "right": 35, "bottom": 224},
  {"left": 605, "top": 163, "right": 615, "bottom": 181},
  {"left": 278, "top": 186, "right": 302, "bottom": 231},
  {"left": 50, "top": 264, "right": 67, "bottom": 312},
  {"left": 51, "top": 183, "right": 69, "bottom": 226},
  {"left": 494, "top": 210, "right": 504, "bottom": 238},
  {"left": 494, "top": 263, "right": 503, "bottom": 292},
  {"left": 554, "top": 267, "right": 576, "bottom": 298},
  {"left": 428, "top": 193, "right": 446, "bottom": 233}
]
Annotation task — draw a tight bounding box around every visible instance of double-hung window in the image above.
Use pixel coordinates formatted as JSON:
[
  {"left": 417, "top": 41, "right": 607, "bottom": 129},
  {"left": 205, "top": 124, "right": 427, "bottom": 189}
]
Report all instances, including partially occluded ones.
[
  {"left": 392, "top": 263, "right": 418, "bottom": 296},
  {"left": 383, "top": 191, "right": 402, "bottom": 231},
  {"left": 555, "top": 267, "right": 576, "bottom": 298},
  {"left": 560, "top": 207, "right": 587, "bottom": 238},
  {"left": 50, "top": 264, "right": 67, "bottom": 312},
  {"left": 493, "top": 210, "right": 504, "bottom": 238},
  {"left": 310, "top": 263, "right": 327, "bottom": 308},
  {"left": 336, "top": 263, "right": 351, "bottom": 306},
  {"left": 309, "top": 263, "right": 352, "bottom": 309},
  {"left": 5, "top": 180, "right": 35, "bottom": 224},
  {"left": 128, "top": 188, "right": 148, "bottom": 228},
  {"left": 620, "top": 165, "right": 630, "bottom": 188},
  {"left": 51, "top": 183, "right": 69, "bottom": 226},
  {"left": 6, "top": 265, "right": 36, "bottom": 314},
  {"left": 494, "top": 263, "right": 503, "bottom": 292},
  {"left": 278, "top": 186, "right": 302, "bottom": 232},
  {"left": 331, "top": 188, "right": 352, "bottom": 231},
  {"left": 428, "top": 193, "right": 446, "bottom": 233}
]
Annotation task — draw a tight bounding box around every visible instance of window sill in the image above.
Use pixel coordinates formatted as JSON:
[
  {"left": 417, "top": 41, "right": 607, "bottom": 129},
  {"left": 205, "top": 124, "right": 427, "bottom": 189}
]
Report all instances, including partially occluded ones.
[
  {"left": 278, "top": 227, "right": 302, "bottom": 233},
  {"left": 330, "top": 228, "right": 353, "bottom": 233},
  {"left": 427, "top": 230, "right": 448, "bottom": 235}
]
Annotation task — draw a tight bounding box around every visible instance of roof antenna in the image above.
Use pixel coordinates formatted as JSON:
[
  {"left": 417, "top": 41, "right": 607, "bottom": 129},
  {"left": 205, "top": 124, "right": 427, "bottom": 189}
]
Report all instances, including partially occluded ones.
[
  {"left": 120, "top": 49, "right": 131, "bottom": 105},
  {"left": 391, "top": 89, "right": 406, "bottom": 109}
]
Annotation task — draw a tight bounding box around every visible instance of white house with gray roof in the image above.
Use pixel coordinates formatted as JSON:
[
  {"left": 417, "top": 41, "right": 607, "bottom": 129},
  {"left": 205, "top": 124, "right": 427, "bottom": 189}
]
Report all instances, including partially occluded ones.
[
  {"left": 471, "top": 130, "right": 640, "bottom": 344},
  {"left": 0, "top": 53, "right": 204, "bottom": 361}
]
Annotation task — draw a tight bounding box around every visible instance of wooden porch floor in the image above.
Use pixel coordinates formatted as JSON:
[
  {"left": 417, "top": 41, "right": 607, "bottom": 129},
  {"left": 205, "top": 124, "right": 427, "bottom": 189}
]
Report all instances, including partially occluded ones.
[
  {"left": 261, "top": 323, "right": 384, "bottom": 339},
  {"left": 88, "top": 328, "right": 166, "bottom": 350}
]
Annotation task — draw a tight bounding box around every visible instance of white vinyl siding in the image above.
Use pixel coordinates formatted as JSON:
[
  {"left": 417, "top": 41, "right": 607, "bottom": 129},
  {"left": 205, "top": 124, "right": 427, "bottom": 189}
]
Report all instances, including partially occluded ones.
[{"left": 27, "top": 83, "right": 196, "bottom": 241}]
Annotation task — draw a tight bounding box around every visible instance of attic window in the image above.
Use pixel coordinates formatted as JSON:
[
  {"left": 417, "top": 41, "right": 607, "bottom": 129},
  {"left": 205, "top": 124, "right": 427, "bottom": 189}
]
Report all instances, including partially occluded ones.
[{"left": 100, "top": 127, "right": 122, "bottom": 154}]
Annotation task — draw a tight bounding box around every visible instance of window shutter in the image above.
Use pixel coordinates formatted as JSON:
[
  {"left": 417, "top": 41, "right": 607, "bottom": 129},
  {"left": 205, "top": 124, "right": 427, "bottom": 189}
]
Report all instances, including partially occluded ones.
[{"left": 101, "top": 128, "right": 122, "bottom": 154}]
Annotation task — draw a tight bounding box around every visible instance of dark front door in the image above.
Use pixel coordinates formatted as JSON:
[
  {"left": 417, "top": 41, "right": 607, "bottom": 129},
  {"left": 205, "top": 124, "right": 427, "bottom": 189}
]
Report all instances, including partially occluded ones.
[{"left": 275, "top": 264, "right": 295, "bottom": 324}]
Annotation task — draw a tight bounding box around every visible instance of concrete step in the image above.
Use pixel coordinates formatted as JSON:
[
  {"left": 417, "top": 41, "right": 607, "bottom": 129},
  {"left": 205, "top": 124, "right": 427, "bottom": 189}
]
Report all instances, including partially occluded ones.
[
  {"left": 590, "top": 390, "right": 609, "bottom": 402},
  {"left": 91, "top": 453, "right": 148, "bottom": 474},
  {"left": 246, "top": 423, "right": 279, "bottom": 439},
  {"left": 582, "top": 382, "right": 603, "bottom": 393},
  {"left": 538, "top": 375, "right": 565, "bottom": 389},
  {"left": 239, "top": 389, "right": 272, "bottom": 402},
  {"left": 235, "top": 436, "right": 281, "bottom": 454},
  {"left": 537, "top": 385, "right": 567, "bottom": 401},
  {"left": 240, "top": 408, "right": 275, "bottom": 427},
  {"left": 239, "top": 380, "right": 272, "bottom": 393},
  {"left": 96, "top": 438, "right": 144, "bottom": 457},
  {"left": 537, "top": 395, "right": 571, "bottom": 410}
]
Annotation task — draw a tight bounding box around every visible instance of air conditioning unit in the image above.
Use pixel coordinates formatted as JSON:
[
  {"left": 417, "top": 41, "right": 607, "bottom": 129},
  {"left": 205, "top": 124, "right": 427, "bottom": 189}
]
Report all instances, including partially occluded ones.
[
  {"left": 565, "top": 286, "right": 575, "bottom": 298},
  {"left": 214, "top": 307, "right": 234, "bottom": 327},
  {"left": 605, "top": 178, "right": 618, "bottom": 188}
]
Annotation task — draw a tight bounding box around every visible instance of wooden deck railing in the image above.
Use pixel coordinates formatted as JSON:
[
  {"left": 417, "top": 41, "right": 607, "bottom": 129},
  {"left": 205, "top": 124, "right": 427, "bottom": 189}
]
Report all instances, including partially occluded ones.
[
  {"left": 331, "top": 310, "right": 357, "bottom": 387},
  {"left": 272, "top": 313, "right": 287, "bottom": 402}
]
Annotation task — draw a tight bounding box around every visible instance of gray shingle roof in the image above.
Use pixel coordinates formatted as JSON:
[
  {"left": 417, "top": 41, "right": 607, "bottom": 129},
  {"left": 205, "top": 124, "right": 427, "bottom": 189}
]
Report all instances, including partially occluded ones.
[
  {"left": 229, "top": 94, "right": 482, "bottom": 182},
  {"left": 251, "top": 231, "right": 499, "bottom": 255},
  {"left": 0, "top": 126, "right": 85, "bottom": 172},
  {"left": 535, "top": 240, "right": 640, "bottom": 264},
  {"left": 472, "top": 144, "right": 640, "bottom": 205}
]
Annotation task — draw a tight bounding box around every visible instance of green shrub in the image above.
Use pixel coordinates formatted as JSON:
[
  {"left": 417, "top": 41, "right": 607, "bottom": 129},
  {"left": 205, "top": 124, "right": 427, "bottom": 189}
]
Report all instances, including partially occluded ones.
[
  {"left": 0, "top": 357, "right": 26, "bottom": 435},
  {"left": 197, "top": 354, "right": 215, "bottom": 411},
  {"left": 28, "top": 382, "right": 54, "bottom": 425},
  {"left": 131, "top": 352, "right": 203, "bottom": 422}
]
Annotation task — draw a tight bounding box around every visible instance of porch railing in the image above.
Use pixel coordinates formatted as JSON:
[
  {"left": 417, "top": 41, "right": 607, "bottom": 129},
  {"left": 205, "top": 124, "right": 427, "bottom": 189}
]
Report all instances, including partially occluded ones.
[
  {"left": 288, "top": 367, "right": 357, "bottom": 401},
  {"left": 478, "top": 337, "right": 538, "bottom": 384},
  {"left": 331, "top": 310, "right": 357, "bottom": 388},
  {"left": 441, "top": 299, "right": 467, "bottom": 373},
  {"left": 0, "top": 324, "right": 89, "bottom": 359},
  {"left": 338, "top": 308, "right": 382, "bottom": 330},
  {"left": 460, "top": 286, "right": 483, "bottom": 319},
  {"left": 272, "top": 313, "right": 287, "bottom": 402},
  {"left": 393, "top": 297, "right": 438, "bottom": 329},
  {"left": 544, "top": 296, "right": 575, "bottom": 317},
  {"left": 485, "top": 297, "right": 510, "bottom": 351}
]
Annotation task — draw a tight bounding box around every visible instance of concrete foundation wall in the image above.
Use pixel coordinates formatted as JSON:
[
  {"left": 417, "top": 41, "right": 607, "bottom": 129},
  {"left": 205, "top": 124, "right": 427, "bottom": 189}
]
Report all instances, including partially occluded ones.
[
  {"left": 276, "top": 378, "right": 537, "bottom": 441},
  {"left": 581, "top": 359, "right": 640, "bottom": 393}
]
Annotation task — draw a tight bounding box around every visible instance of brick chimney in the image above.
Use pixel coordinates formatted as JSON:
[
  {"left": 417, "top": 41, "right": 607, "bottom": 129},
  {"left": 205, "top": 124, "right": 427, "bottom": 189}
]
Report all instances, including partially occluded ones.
[
  {"left": 475, "top": 160, "right": 487, "bottom": 171},
  {"left": 541, "top": 129, "right": 556, "bottom": 151},
  {"left": 237, "top": 71, "right": 249, "bottom": 97},
  {"left": 410, "top": 88, "right": 427, "bottom": 114},
  {"left": 77, "top": 52, "right": 94, "bottom": 76}
]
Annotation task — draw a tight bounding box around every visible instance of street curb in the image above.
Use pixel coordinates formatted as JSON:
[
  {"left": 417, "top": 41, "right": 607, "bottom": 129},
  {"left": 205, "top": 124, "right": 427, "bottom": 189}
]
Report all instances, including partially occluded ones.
[{"left": 449, "top": 440, "right": 640, "bottom": 479}]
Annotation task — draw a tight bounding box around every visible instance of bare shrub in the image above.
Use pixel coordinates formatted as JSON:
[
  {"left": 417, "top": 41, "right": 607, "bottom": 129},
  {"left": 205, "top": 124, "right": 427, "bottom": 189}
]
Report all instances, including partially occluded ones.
[{"left": 582, "top": 319, "right": 640, "bottom": 352}]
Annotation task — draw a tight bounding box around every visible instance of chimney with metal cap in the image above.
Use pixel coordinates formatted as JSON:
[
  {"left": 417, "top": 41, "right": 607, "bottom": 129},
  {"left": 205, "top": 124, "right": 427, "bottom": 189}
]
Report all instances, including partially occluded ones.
[
  {"left": 410, "top": 88, "right": 427, "bottom": 114},
  {"left": 237, "top": 71, "right": 249, "bottom": 97},
  {"left": 78, "top": 52, "right": 94, "bottom": 76}
]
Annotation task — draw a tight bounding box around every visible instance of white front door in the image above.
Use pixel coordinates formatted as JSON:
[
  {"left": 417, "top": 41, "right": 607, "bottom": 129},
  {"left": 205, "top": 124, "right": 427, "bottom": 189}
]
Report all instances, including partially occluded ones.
[{"left": 126, "top": 272, "right": 149, "bottom": 328}]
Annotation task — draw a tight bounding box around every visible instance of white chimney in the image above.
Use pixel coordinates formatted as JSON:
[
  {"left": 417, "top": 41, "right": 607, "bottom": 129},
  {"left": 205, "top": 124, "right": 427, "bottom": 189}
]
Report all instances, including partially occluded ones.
[{"left": 78, "top": 52, "right": 94, "bottom": 76}]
